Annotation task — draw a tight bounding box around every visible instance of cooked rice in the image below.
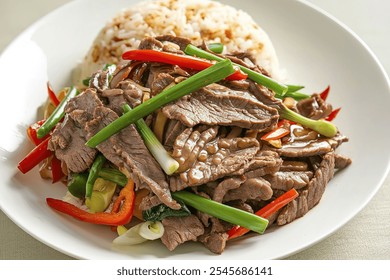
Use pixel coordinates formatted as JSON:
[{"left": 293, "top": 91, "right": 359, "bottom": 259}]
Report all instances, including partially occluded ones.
[{"left": 79, "top": 0, "right": 281, "bottom": 83}]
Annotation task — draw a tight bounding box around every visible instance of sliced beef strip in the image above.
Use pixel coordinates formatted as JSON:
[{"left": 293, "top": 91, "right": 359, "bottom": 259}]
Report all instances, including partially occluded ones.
[
  {"left": 170, "top": 126, "right": 260, "bottom": 189},
  {"left": 118, "top": 79, "right": 150, "bottom": 107},
  {"left": 49, "top": 117, "right": 97, "bottom": 173},
  {"left": 268, "top": 133, "right": 349, "bottom": 158},
  {"left": 146, "top": 64, "right": 189, "bottom": 95},
  {"left": 190, "top": 191, "right": 210, "bottom": 227},
  {"left": 264, "top": 171, "right": 313, "bottom": 191},
  {"left": 138, "top": 36, "right": 163, "bottom": 50},
  {"left": 242, "top": 150, "right": 283, "bottom": 179},
  {"left": 227, "top": 200, "right": 254, "bottom": 213},
  {"left": 163, "top": 119, "right": 187, "bottom": 150},
  {"left": 109, "top": 62, "right": 134, "bottom": 88},
  {"left": 155, "top": 35, "right": 191, "bottom": 52},
  {"left": 248, "top": 81, "right": 283, "bottom": 109},
  {"left": 198, "top": 232, "right": 229, "bottom": 255},
  {"left": 89, "top": 65, "right": 117, "bottom": 93},
  {"left": 149, "top": 72, "right": 175, "bottom": 96},
  {"left": 279, "top": 160, "right": 309, "bottom": 172},
  {"left": 162, "top": 83, "right": 279, "bottom": 131},
  {"left": 211, "top": 177, "right": 245, "bottom": 203},
  {"left": 194, "top": 198, "right": 232, "bottom": 254},
  {"left": 160, "top": 215, "right": 205, "bottom": 251},
  {"left": 129, "top": 62, "right": 149, "bottom": 85},
  {"left": 276, "top": 152, "right": 335, "bottom": 225},
  {"left": 100, "top": 88, "right": 125, "bottom": 115},
  {"left": 139, "top": 193, "right": 163, "bottom": 211},
  {"left": 100, "top": 79, "right": 149, "bottom": 115},
  {"left": 223, "top": 177, "right": 273, "bottom": 202},
  {"left": 296, "top": 93, "right": 332, "bottom": 120},
  {"left": 85, "top": 104, "right": 180, "bottom": 209},
  {"left": 48, "top": 89, "right": 102, "bottom": 173},
  {"left": 334, "top": 154, "right": 352, "bottom": 170}
]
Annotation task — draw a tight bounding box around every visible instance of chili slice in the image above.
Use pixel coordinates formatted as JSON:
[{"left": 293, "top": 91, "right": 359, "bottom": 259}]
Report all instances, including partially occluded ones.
[
  {"left": 27, "top": 119, "right": 49, "bottom": 146},
  {"left": 319, "top": 85, "right": 330, "bottom": 101},
  {"left": 227, "top": 189, "right": 299, "bottom": 240},
  {"left": 325, "top": 107, "right": 341, "bottom": 122},
  {"left": 260, "top": 127, "right": 290, "bottom": 141},
  {"left": 46, "top": 179, "right": 135, "bottom": 226},
  {"left": 47, "top": 82, "right": 60, "bottom": 107},
  {"left": 18, "top": 137, "right": 52, "bottom": 174},
  {"left": 51, "top": 156, "right": 64, "bottom": 183}
]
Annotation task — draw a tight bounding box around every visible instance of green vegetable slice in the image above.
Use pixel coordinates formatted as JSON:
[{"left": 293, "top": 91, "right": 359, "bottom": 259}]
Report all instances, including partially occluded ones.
[
  {"left": 172, "top": 190, "right": 269, "bottom": 234},
  {"left": 123, "top": 104, "right": 179, "bottom": 175},
  {"left": 207, "top": 42, "right": 224, "bottom": 54},
  {"left": 98, "top": 167, "right": 128, "bottom": 187}
]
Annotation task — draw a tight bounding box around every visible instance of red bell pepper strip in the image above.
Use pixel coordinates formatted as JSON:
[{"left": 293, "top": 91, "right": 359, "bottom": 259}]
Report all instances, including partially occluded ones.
[
  {"left": 46, "top": 179, "right": 135, "bottom": 226},
  {"left": 51, "top": 156, "right": 64, "bottom": 183},
  {"left": 261, "top": 127, "right": 290, "bottom": 141},
  {"left": 122, "top": 49, "right": 248, "bottom": 81},
  {"left": 27, "top": 119, "right": 49, "bottom": 146},
  {"left": 227, "top": 188, "right": 299, "bottom": 240},
  {"left": 260, "top": 119, "right": 296, "bottom": 141},
  {"left": 47, "top": 82, "right": 60, "bottom": 107},
  {"left": 18, "top": 137, "right": 53, "bottom": 174},
  {"left": 325, "top": 107, "right": 341, "bottom": 122},
  {"left": 319, "top": 85, "right": 330, "bottom": 101}
]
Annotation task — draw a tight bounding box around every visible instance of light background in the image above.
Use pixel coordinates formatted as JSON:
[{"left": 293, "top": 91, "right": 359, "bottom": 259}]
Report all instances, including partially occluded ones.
[{"left": 0, "top": 0, "right": 389, "bottom": 259}]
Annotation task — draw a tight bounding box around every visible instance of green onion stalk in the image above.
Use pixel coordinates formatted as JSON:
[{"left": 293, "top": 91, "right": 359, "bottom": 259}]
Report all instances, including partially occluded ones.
[
  {"left": 279, "top": 105, "right": 338, "bottom": 138},
  {"left": 86, "top": 59, "right": 235, "bottom": 148},
  {"left": 172, "top": 190, "right": 269, "bottom": 234},
  {"left": 123, "top": 104, "right": 179, "bottom": 175},
  {"left": 37, "top": 86, "right": 79, "bottom": 138},
  {"left": 207, "top": 42, "right": 224, "bottom": 54},
  {"left": 85, "top": 154, "right": 106, "bottom": 198},
  {"left": 98, "top": 167, "right": 128, "bottom": 187}
]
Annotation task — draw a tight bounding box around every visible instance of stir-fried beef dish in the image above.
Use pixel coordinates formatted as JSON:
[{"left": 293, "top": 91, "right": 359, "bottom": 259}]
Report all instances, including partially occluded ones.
[{"left": 46, "top": 35, "right": 351, "bottom": 254}]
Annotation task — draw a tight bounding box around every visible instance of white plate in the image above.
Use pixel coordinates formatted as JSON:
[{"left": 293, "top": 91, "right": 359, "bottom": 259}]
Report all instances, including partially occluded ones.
[{"left": 1, "top": 0, "right": 389, "bottom": 260}]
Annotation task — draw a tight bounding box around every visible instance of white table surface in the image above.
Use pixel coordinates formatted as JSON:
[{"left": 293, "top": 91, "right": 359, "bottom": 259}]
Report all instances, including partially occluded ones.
[{"left": 0, "top": 0, "right": 389, "bottom": 260}]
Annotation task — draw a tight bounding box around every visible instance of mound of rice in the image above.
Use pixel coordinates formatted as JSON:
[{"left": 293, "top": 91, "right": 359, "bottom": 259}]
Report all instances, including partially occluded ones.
[{"left": 79, "top": 0, "right": 281, "bottom": 82}]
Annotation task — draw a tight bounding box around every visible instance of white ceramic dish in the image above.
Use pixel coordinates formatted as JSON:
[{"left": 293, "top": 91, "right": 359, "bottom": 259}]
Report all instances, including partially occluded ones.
[{"left": 1, "top": 0, "right": 389, "bottom": 260}]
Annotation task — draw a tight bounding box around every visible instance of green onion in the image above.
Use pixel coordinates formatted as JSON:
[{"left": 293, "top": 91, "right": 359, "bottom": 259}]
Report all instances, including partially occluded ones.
[
  {"left": 98, "top": 167, "right": 128, "bottom": 187},
  {"left": 286, "top": 84, "right": 305, "bottom": 92},
  {"left": 82, "top": 77, "right": 91, "bottom": 87},
  {"left": 67, "top": 173, "right": 88, "bottom": 199},
  {"left": 284, "top": 84, "right": 310, "bottom": 100},
  {"left": 85, "top": 154, "right": 106, "bottom": 198},
  {"left": 37, "top": 86, "right": 79, "bottom": 138},
  {"left": 123, "top": 104, "right": 179, "bottom": 175},
  {"left": 184, "top": 44, "right": 311, "bottom": 100},
  {"left": 280, "top": 105, "right": 338, "bottom": 137},
  {"left": 207, "top": 42, "right": 224, "bottom": 54},
  {"left": 171, "top": 190, "right": 269, "bottom": 234},
  {"left": 283, "top": 91, "right": 310, "bottom": 100},
  {"left": 86, "top": 59, "right": 235, "bottom": 148}
]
